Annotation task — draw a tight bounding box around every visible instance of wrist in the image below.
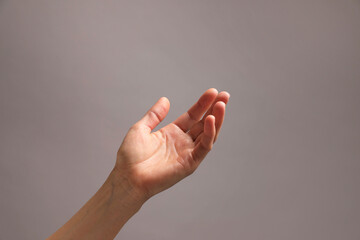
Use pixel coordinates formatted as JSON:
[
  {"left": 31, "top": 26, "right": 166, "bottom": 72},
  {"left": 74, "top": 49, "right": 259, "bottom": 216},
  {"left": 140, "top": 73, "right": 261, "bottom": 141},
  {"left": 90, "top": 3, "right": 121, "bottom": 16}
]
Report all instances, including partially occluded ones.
[{"left": 107, "top": 167, "right": 150, "bottom": 206}]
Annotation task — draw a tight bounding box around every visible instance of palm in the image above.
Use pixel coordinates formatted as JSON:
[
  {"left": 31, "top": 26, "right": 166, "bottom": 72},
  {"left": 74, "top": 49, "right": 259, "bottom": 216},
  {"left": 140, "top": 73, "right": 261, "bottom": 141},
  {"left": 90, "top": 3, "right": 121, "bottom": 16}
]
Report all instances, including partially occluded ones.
[
  {"left": 148, "top": 123, "right": 195, "bottom": 172},
  {"left": 116, "top": 88, "right": 230, "bottom": 197}
]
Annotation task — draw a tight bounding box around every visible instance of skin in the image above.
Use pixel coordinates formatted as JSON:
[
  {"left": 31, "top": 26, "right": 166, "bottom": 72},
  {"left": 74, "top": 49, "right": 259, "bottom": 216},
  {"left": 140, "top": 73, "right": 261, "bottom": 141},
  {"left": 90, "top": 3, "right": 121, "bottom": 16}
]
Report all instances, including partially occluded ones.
[{"left": 47, "top": 88, "right": 230, "bottom": 240}]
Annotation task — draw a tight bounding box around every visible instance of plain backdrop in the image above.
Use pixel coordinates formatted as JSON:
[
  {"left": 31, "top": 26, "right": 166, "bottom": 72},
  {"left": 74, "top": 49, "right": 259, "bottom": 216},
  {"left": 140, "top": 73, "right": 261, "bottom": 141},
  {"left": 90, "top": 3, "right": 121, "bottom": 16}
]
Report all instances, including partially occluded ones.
[{"left": 1, "top": 1, "right": 360, "bottom": 239}]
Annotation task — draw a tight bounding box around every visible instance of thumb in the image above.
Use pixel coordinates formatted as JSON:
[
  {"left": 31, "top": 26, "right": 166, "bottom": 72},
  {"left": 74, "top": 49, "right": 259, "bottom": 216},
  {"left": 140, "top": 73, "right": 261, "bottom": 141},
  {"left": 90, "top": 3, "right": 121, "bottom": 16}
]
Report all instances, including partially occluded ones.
[{"left": 135, "top": 97, "right": 170, "bottom": 132}]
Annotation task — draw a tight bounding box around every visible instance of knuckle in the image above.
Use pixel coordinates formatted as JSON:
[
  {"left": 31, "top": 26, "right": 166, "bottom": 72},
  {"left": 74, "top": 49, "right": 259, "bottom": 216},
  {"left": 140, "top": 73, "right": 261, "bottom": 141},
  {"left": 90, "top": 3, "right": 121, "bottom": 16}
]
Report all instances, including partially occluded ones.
[
  {"left": 149, "top": 110, "right": 161, "bottom": 122},
  {"left": 187, "top": 110, "right": 196, "bottom": 121},
  {"left": 187, "top": 166, "right": 196, "bottom": 175},
  {"left": 130, "top": 124, "right": 140, "bottom": 131},
  {"left": 201, "top": 141, "right": 212, "bottom": 151}
]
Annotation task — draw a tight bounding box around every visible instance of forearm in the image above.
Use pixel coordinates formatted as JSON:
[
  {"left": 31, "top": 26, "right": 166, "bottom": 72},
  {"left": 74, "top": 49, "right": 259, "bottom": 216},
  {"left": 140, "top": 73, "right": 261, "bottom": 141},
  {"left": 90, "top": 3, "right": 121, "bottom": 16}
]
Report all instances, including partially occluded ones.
[{"left": 47, "top": 168, "right": 148, "bottom": 240}]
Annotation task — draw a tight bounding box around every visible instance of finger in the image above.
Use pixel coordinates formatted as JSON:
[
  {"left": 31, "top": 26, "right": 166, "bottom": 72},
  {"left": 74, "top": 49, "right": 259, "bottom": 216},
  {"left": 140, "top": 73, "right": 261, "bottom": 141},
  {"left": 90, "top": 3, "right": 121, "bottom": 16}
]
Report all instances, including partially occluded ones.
[
  {"left": 191, "top": 115, "right": 216, "bottom": 162},
  {"left": 135, "top": 97, "right": 170, "bottom": 132},
  {"left": 188, "top": 121, "right": 204, "bottom": 141},
  {"left": 212, "top": 101, "right": 226, "bottom": 143},
  {"left": 172, "top": 88, "right": 218, "bottom": 132},
  {"left": 200, "top": 91, "right": 230, "bottom": 124},
  {"left": 188, "top": 91, "right": 230, "bottom": 141}
]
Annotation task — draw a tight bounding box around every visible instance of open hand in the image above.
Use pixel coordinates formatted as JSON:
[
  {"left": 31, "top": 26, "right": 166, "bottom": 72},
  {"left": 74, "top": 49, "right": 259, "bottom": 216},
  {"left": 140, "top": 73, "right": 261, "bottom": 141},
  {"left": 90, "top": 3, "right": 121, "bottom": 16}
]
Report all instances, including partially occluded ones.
[{"left": 115, "top": 88, "right": 230, "bottom": 198}]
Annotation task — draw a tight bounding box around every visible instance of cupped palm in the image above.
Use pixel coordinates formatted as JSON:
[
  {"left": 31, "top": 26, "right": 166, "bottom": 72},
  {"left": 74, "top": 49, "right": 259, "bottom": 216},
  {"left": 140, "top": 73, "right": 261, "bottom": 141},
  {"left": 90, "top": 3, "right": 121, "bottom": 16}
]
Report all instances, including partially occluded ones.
[{"left": 116, "top": 89, "right": 229, "bottom": 197}]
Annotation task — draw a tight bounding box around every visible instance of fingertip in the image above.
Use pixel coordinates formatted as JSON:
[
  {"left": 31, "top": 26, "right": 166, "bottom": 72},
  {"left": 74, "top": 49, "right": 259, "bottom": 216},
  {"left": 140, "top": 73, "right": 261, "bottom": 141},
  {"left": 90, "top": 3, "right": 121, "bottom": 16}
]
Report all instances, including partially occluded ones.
[
  {"left": 217, "top": 101, "right": 226, "bottom": 107},
  {"left": 160, "top": 96, "right": 170, "bottom": 104},
  {"left": 204, "top": 115, "right": 216, "bottom": 135},
  {"left": 210, "top": 115, "right": 216, "bottom": 133},
  {"left": 207, "top": 88, "right": 219, "bottom": 95},
  {"left": 215, "top": 91, "right": 230, "bottom": 105},
  {"left": 159, "top": 97, "right": 170, "bottom": 110},
  {"left": 205, "top": 114, "right": 215, "bottom": 123},
  {"left": 214, "top": 101, "right": 226, "bottom": 111},
  {"left": 222, "top": 91, "right": 230, "bottom": 99}
]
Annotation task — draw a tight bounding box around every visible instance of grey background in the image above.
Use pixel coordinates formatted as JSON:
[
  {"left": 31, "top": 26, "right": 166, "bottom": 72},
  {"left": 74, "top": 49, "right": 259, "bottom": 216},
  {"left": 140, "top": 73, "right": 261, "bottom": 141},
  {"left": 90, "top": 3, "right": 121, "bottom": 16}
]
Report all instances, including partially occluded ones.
[{"left": 1, "top": 1, "right": 360, "bottom": 239}]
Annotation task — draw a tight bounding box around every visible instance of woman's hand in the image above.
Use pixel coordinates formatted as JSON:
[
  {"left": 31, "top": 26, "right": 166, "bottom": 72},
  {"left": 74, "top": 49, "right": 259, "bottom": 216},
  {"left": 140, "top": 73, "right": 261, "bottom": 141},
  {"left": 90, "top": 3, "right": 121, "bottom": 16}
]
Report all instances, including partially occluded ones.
[
  {"left": 47, "top": 88, "right": 230, "bottom": 240},
  {"left": 115, "top": 88, "right": 230, "bottom": 198}
]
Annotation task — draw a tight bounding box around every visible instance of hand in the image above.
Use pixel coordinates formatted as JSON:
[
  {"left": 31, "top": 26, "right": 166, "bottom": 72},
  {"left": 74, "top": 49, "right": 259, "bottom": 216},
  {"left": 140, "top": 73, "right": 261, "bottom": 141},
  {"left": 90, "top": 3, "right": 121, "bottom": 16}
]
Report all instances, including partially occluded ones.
[{"left": 115, "top": 88, "right": 230, "bottom": 198}]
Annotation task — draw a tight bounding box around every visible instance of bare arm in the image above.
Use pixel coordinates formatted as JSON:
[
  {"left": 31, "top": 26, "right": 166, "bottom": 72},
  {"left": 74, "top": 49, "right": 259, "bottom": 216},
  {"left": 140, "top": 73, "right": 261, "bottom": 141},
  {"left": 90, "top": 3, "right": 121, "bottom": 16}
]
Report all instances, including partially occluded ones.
[{"left": 47, "top": 88, "right": 230, "bottom": 240}]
